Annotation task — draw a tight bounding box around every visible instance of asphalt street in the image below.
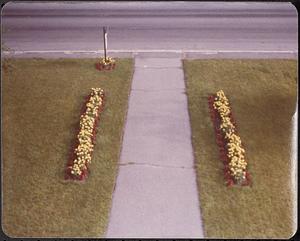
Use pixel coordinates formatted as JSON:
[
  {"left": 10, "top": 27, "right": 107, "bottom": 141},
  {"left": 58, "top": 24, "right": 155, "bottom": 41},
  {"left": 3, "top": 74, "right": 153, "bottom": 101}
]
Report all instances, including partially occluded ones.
[{"left": 1, "top": 2, "right": 298, "bottom": 57}]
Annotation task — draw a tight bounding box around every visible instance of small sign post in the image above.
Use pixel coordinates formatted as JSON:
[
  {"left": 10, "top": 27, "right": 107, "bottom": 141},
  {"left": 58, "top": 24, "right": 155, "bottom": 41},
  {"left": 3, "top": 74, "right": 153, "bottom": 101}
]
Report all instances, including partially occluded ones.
[
  {"left": 95, "top": 26, "right": 115, "bottom": 71},
  {"left": 103, "top": 26, "right": 108, "bottom": 62}
]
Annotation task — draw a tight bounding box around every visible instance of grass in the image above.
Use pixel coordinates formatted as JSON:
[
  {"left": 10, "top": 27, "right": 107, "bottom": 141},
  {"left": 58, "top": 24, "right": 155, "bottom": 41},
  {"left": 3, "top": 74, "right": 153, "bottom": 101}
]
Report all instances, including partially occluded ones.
[
  {"left": 2, "top": 58, "right": 133, "bottom": 237},
  {"left": 183, "top": 59, "right": 297, "bottom": 239}
]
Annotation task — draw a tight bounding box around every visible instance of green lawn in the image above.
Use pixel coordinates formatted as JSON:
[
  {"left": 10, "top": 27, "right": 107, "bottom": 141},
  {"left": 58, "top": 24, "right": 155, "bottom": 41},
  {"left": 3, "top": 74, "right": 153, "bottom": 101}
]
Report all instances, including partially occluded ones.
[
  {"left": 183, "top": 59, "right": 297, "bottom": 239},
  {"left": 2, "top": 58, "right": 133, "bottom": 237}
]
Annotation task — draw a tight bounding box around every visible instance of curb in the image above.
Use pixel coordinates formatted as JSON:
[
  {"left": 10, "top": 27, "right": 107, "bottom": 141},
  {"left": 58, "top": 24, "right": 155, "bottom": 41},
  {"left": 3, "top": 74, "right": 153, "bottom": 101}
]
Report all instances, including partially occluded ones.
[{"left": 3, "top": 50, "right": 298, "bottom": 59}]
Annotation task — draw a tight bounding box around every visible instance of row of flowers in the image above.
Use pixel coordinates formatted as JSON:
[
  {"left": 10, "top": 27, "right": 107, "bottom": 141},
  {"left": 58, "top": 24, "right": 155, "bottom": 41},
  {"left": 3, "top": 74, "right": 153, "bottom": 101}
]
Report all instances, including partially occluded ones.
[
  {"left": 65, "top": 88, "right": 105, "bottom": 181},
  {"left": 208, "top": 90, "right": 250, "bottom": 186}
]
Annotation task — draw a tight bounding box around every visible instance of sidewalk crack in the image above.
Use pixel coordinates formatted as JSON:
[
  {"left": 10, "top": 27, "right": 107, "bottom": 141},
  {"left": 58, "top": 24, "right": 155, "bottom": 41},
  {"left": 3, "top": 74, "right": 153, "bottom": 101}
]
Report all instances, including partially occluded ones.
[
  {"left": 120, "top": 162, "right": 195, "bottom": 169},
  {"left": 131, "top": 88, "right": 185, "bottom": 92},
  {"left": 135, "top": 66, "right": 182, "bottom": 69}
]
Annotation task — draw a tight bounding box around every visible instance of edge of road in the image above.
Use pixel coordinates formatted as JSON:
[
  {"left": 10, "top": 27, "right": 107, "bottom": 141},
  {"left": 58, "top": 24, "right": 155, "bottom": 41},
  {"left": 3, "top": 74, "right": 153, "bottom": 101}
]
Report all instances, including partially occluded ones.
[{"left": 2, "top": 50, "right": 298, "bottom": 59}]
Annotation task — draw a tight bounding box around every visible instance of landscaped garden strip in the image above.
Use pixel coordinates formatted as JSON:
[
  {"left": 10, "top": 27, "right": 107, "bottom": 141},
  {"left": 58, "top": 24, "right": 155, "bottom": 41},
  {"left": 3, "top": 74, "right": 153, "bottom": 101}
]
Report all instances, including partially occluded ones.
[
  {"left": 183, "top": 59, "right": 297, "bottom": 238},
  {"left": 208, "top": 90, "right": 250, "bottom": 186},
  {"left": 65, "top": 88, "right": 105, "bottom": 181},
  {"left": 2, "top": 58, "right": 133, "bottom": 237}
]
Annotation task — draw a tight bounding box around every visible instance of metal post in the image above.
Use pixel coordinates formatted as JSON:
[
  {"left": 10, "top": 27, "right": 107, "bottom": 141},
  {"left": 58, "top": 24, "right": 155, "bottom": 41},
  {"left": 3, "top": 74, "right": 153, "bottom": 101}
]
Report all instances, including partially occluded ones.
[{"left": 103, "top": 27, "right": 108, "bottom": 62}]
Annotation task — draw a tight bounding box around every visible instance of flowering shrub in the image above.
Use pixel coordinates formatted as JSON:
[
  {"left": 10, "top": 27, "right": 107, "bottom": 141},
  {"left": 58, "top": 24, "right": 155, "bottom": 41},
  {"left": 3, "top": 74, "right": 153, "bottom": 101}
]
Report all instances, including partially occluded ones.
[
  {"left": 95, "top": 57, "right": 116, "bottom": 71},
  {"left": 65, "top": 88, "right": 105, "bottom": 181},
  {"left": 208, "top": 90, "right": 250, "bottom": 186}
]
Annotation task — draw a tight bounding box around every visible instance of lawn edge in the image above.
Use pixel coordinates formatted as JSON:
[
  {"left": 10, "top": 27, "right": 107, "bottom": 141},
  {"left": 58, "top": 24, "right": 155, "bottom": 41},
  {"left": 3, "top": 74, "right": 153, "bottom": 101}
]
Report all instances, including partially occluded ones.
[
  {"left": 182, "top": 59, "right": 207, "bottom": 237},
  {"left": 102, "top": 58, "right": 135, "bottom": 237}
]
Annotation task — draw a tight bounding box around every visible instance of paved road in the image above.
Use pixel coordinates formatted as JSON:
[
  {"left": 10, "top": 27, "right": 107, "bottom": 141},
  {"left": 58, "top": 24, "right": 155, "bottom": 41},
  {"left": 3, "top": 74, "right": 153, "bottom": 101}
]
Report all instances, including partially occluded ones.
[{"left": 1, "top": 2, "right": 298, "bottom": 57}]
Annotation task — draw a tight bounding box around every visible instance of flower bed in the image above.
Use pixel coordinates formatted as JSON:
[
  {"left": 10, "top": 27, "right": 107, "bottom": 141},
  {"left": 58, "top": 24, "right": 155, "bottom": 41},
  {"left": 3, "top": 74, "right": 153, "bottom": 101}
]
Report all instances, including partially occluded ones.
[
  {"left": 95, "top": 57, "right": 116, "bottom": 71},
  {"left": 65, "top": 88, "right": 105, "bottom": 181},
  {"left": 208, "top": 90, "right": 251, "bottom": 186}
]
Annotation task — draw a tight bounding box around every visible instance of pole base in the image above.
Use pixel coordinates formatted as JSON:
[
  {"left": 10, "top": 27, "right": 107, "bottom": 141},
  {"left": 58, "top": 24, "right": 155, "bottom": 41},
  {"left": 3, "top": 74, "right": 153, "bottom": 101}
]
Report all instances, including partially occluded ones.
[{"left": 95, "top": 62, "right": 116, "bottom": 71}]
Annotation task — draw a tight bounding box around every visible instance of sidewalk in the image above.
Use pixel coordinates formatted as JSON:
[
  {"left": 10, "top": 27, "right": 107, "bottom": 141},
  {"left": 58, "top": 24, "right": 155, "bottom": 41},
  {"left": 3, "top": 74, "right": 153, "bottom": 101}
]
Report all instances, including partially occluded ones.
[{"left": 105, "top": 57, "right": 204, "bottom": 238}]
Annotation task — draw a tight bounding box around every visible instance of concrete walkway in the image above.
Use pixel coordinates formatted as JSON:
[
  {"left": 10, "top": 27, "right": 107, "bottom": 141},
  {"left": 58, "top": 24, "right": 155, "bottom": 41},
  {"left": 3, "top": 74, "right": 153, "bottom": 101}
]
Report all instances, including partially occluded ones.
[{"left": 106, "top": 57, "right": 204, "bottom": 238}]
